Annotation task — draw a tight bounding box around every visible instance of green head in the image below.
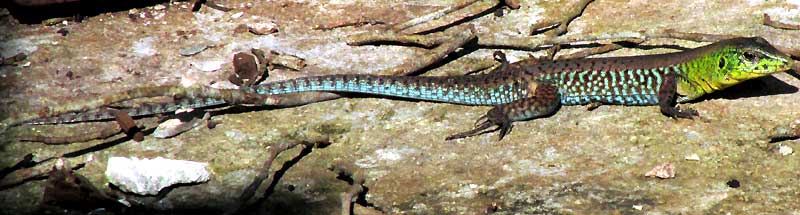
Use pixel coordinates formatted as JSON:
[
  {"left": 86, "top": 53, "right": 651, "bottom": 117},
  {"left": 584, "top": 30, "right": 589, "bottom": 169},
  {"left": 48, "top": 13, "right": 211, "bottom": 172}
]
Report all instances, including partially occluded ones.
[
  {"left": 678, "top": 37, "right": 794, "bottom": 102},
  {"left": 715, "top": 37, "right": 793, "bottom": 85}
]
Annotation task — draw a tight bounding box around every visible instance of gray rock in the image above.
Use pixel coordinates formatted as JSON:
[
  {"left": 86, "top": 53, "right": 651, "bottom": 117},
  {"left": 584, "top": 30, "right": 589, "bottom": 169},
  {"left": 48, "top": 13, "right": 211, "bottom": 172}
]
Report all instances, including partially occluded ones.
[{"left": 105, "top": 157, "right": 211, "bottom": 195}]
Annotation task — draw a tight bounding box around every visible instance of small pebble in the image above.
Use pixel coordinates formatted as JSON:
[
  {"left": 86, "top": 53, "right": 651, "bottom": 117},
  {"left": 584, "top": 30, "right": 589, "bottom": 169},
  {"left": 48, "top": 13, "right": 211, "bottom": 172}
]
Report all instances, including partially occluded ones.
[
  {"left": 645, "top": 163, "right": 675, "bottom": 179},
  {"left": 248, "top": 22, "right": 279, "bottom": 35},
  {"left": 779, "top": 145, "right": 793, "bottom": 156},
  {"left": 632, "top": 205, "right": 643, "bottom": 210},
  {"left": 153, "top": 117, "right": 203, "bottom": 138},
  {"left": 179, "top": 44, "right": 209, "bottom": 56},
  {"left": 191, "top": 60, "right": 225, "bottom": 72},
  {"left": 684, "top": 153, "right": 700, "bottom": 161},
  {"left": 231, "top": 12, "right": 244, "bottom": 19}
]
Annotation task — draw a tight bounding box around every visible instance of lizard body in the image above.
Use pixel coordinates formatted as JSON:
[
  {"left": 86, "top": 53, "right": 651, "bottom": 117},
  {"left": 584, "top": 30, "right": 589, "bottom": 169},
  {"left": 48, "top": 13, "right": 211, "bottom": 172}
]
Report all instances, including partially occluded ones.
[{"left": 26, "top": 37, "right": 794, "bottom": 140}]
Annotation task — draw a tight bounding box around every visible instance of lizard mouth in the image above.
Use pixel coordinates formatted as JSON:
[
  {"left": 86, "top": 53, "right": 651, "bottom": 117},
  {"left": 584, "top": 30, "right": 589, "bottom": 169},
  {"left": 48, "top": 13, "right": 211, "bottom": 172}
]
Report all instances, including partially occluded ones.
[{"left": 753, "top": 60, "right": 793, "bottom": 74}]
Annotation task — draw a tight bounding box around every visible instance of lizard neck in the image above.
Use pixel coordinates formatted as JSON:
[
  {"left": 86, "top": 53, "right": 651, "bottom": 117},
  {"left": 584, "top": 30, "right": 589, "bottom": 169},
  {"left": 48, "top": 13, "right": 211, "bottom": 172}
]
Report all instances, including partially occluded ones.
[{"left": 675, "top": 51, "right": 725, "bottom": 103}]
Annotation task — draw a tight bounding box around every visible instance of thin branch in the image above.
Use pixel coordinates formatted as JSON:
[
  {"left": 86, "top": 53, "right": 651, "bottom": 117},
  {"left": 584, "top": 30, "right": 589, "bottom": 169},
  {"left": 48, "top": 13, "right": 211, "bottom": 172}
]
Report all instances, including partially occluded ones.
[
  {"left": 391, "top": 0, "right": 483, "bottom": 33},
  {"left": 313, "top": 20, "right": 386, "bottom": 31},
  {"left": 651, "top": 29, "right": 738, "bottom": 42},
  {"left": 550, "top": 0, "right": 595, "bottom": 36},
  {"left": 502, "top": 0, "right": 520, "bottom": 9},
  {"left": 0, "top": 154, "right": 35, "bottom": 180},
  {"left": 347, "top": 31, "right": 449, "bottom": 48},
  {"left": 478, "top": 29, "right": 736, "bottom": 50},
  {"left": 226, "top": 134, "right": 331, "bottom": 215},
  {"left": 0, "top": 155, "right": 90, "bottom": 190},
  {"left": 768, "top": 121, "right": 800, "bottom": 142},
  {"left": 795, "top": 61, "right": 800, "bottom": 72},
  {"left": 556, "top": 43, "right": 621, "bottom": 60},
  {"left": 763, "top": 13, "right": 800, "bottom": 30},
  {"left": 328, "top": 164, "right": 367, "bottom": 215},
  {"left": 17, "top": 123, "right": 123, "bottom": 145},
  {"left": 554, "top": 39, "right": 644, "bottom": 60},
  {"left": 399, "top": 0, "right": 500, "bottom": 34}
]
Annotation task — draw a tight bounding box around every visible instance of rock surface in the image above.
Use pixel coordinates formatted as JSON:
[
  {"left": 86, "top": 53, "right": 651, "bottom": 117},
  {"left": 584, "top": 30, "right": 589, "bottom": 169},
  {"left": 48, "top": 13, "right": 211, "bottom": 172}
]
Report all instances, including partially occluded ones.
[
  {"left": 105, "top": 157, "right": 210, "bottom": 195},
  {"left": 1, "top": 0, "right": 799, "bottom": 214}
]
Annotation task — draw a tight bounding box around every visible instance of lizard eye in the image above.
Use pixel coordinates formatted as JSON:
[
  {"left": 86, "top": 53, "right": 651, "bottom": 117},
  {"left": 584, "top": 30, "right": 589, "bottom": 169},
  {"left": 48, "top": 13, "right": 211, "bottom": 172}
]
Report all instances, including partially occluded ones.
[
  {"left": 718, "top": 57, "right": 726, "bottom": 69},
  {"left": 743, "top": 51, "right": 758, "bottom": 62}
]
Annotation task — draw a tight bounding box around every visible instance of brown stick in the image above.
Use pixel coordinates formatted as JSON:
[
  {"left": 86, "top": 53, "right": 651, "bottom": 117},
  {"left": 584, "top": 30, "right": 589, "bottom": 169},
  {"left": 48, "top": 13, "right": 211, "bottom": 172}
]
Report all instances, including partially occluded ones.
[
  {"left": 399, "top": 0, "right": 499, "bottom": 34},
  {"left": 346, "top": 31, "right": 449, "bottom": 48},
  {"left": 795, "top": 61, "right": 800, "bottom": 73},
  {"left": 391, "top": 0, "right": 483, "bottom": 33},
  {"left": 314, "top": 20, "right": 386, "bottom": 31},
  {"left": 340, "top": 178, "right": 365, "bottom": 215},
  {"left": 478, "top": 29, "right": 736, "bottom": 50},
  {"left": 0, "top": 155, "right": 90, "bottom": 190},
  {"left": 763, "top": 13, "right": 800, "bottom": 30},
  {"left": 548, "top": 0, "right": 595, "bottom": 36},
  {"left": 17, "top": 124, "right": 123, "bottom": 145},
  {"left": 556, "top": 43, "right": 621, "bottom": 60},
  {"left": 227, "top": 134, "right": 331, "bottom": 215},
  {"left": 555, "top": 39, "right": 644, "bottom": 60},
  {"left": 328, "top": 164, "right": 367, "bottom": 215}
]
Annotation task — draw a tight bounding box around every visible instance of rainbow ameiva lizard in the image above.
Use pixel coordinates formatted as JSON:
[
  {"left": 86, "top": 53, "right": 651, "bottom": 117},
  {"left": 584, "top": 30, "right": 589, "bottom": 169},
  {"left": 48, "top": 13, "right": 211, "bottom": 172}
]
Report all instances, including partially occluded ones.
[{"left": 22, "top": 37, "right": 795, "bottom": 140}]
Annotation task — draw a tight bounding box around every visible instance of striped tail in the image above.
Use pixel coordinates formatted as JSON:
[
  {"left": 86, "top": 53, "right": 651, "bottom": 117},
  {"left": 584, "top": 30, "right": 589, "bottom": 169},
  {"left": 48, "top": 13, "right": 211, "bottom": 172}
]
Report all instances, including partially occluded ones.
[
  {"left": 252, "top": 74, "right": 528, "bottom": 105},
  {"left": 24, "top": 97, "right": 226, "bottom": 125}
]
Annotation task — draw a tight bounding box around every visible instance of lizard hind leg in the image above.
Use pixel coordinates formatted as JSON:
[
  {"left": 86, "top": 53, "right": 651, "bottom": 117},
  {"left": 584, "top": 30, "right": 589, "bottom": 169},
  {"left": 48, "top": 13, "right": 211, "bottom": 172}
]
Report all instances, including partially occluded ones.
[
  {"left": 446, "top": 83, "right": 560, "bottom": 141},
  {"left": 445, "top": 107, "right": 512, "bottom": 141}
]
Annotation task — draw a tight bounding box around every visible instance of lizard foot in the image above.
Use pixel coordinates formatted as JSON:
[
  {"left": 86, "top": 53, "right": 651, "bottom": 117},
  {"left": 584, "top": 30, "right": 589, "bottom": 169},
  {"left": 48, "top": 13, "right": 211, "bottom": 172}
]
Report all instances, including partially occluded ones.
[
  {"left": 675, "top": 107, "right": 699, "bottom": 119},
  {"left": 662, "top": 106, "right": 699, "bottom": 119},
  {"left": 445, "top": 109, "right": 513, "bottom": 141}
]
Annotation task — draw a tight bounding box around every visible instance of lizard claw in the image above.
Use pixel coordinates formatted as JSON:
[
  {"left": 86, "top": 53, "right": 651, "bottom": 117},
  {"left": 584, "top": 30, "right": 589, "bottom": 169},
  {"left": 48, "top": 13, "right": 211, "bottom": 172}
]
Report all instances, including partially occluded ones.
[
  {"left": 672, "top": 107, "right": 699, "bottom": 119},
  {"left": 661, "top": 105, "right": 699, "bottom": 119},
  {"left": 446, "top": 109, "right": 513, "bottom": 141},
  {"left": 446, "top": 119, "right": 496, "bottom": 141}
]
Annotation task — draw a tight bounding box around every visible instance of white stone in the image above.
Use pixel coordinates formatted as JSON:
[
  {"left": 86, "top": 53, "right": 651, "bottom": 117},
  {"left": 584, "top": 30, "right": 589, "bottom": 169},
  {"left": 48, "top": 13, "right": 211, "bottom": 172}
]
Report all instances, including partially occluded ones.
[
  {"left": 191, "top": 60, "right": 225, "bottom": 72},
  {"left": 684, "top": 153, "right": 700, "bottom": 161},
  {"left": 231, "top": 12, "right": 244, "bottom": 19},
  {"left": 779, "top": 145, "right": 793, "bottom": 156},
  {"left": 105, "top": 157, "right": 210, "bottom": 195}
]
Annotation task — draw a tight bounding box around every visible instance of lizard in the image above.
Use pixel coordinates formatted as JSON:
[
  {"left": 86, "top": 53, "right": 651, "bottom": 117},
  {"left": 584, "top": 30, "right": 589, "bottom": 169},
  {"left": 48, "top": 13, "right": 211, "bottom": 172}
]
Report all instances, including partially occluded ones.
[{"left": 21, "top": 37, "right": 795, "bottom": 140}]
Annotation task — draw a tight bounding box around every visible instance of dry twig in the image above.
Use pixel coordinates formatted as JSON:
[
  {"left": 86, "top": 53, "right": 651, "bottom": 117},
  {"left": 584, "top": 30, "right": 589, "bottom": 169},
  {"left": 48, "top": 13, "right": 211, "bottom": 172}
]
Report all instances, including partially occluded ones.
[
  {"left": 391, "top": 0, "right": 484, "bottom": 33},
  {"left": 328, "top": 164, "right": 367, "bottom": 215},
  {"left": 314, "top": 20, "right": 386, "bottom": 31},
  {"left": 534, "top": 0, "right": 595, "bottom": 36},
  {"left": 347, "top": 31, "right": 450, "bottom": 48},
  {"left": 0, "top": 155, "right": 90, "bottom": 190},
  {"left": 555, "top": 39, "right": 644, "bottom": 60},
  {"left": 398, "top": 0, "right": 500, "bottom": 34},
  {"left": 763, "top": 13, "right": 800, "bottom": 30},
  {"left": 226, "top": 134, "right": 331, "bottom": 215},
  {"left": 478, "top": 29, "right": 736, "bottom": 50},
  {"left": 17, "top": 123, "right": 123, "bottom": 145}
]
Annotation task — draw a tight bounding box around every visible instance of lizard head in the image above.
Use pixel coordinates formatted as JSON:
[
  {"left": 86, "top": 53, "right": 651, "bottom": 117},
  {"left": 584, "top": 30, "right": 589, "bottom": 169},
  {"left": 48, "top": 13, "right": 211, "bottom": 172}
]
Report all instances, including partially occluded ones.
[
  {"left": 713, "top": 37, "right": 793, "bottom": 87},
  {"left": 675, "top": 37, "right": 792, "bottom": 103}
]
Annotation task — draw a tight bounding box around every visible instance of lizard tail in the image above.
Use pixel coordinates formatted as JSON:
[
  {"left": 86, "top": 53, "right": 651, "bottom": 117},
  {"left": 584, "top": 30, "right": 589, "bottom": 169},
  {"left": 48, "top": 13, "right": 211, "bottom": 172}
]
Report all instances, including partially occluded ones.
[
  {"left": 251, "top": 74, "right": 529, "bottom": 106},
  {"left": 24, "top": 97, "right": 226, "bottom": 125}
]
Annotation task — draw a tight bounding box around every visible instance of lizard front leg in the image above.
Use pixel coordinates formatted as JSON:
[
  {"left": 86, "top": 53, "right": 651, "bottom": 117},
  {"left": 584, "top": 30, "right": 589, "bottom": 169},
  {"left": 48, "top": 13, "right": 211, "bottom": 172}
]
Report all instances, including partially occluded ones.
[
  {"left": 658, "top": 73, "right": 699, "bottom": 119},
  {"left": 446, "top": 83, "right": 560, "bottom": 141}
]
